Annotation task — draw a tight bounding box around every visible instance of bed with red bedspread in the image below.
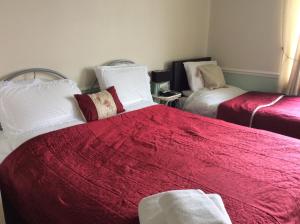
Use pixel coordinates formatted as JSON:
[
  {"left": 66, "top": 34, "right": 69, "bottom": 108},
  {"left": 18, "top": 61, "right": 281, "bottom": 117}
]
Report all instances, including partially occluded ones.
[
  {"left": 1, "top": 105, "right": 300, "bottom": 224},
  {"left": 217, "top": 91, "right": 300, "bottom": 139}
]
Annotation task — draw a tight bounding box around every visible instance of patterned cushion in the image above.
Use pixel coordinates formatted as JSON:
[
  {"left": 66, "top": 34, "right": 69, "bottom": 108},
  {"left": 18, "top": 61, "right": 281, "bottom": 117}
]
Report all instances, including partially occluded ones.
[{"left": 74, "top": 86, "right": 125, "bottom": 122}]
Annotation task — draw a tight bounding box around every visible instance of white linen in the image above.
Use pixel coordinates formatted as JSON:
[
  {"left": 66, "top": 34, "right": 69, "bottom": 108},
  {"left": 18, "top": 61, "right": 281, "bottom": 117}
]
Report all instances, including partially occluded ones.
[
  {"left": 177, "top": 97, "right": 188, "bottom": 109},
  {"left": 0, "top": 134, "right": 14, "bottom": 164},
  {"left": 124, "top": 100, "right": 156, "bottom": 113},
  {"left": 181, "top": 90, "right": 193, "bottom": 97},
  {"left": 139, "top": 190, "right": 231, "bottom": 224},
  {"left": 139, "top": 192, "right": 165, "bottom": 224},
  {"left": 183, "top": 61, "right": 217, "bottom": 92},
  {"left": 0, "top": 119, "right": 84, "bottom": 164},
  {"left": 0, "top": 100, "right": 156, "bottom": 164},
  {"left": 183, "top": 85, "right": 246, "bottom": 118},
  {"left": 95, "top": 65, "right": 153, "bottom": 106},
  {"left": 0, "top": 79, "right": 82, "bottom": 135},
  {"left": 0, "top": 134, "right": 13, "bottom": 165}
]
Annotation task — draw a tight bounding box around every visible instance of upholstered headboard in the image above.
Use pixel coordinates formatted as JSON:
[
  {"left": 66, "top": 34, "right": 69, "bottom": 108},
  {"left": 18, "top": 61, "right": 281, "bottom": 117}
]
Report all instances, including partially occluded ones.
[{"left": 170, "top": 57, "right": 211, "bottom": 92}]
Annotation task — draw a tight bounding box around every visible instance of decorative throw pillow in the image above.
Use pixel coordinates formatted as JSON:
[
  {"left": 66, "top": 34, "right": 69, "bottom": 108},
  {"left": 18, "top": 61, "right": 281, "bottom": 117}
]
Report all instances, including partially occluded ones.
[
  {"left": 197, "top": 64, "right": 226, "bottom": 90},
  {"left": 183, "top": 61, "right": 217, "bottom": 92},
  {"left": 74, "top": 86, "right": 125, "bottom": 122}
]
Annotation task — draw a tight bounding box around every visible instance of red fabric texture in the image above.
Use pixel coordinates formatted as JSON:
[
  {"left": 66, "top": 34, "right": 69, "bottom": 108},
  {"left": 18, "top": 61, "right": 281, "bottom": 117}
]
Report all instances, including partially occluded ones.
[
  {"left": 74, "top": 94, "right": 98, "bottom": 121},
  {"left": 74, "top": 86, "right": 125, "bottom": 122},
  {"left": 1, "top": 105, "right": 300, "bottom": 224},
  {"left": 106, "top": 86, "right": 125, "bottom": 113},
  {"left": 217, "top": 91, "right": 300, "bottom": 139}
]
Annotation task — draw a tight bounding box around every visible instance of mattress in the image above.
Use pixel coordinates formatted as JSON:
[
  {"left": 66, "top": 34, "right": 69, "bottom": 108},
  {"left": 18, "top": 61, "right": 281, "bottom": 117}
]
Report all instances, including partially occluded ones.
[
  {"left": 183, "top": 85, "right": 246, "bottom": 117},
  {"left": 1, "top": 105, "right": 300, "bottom": 223},
  {"left": 217, "top": 91, "right": 300, "bottom": 139}
]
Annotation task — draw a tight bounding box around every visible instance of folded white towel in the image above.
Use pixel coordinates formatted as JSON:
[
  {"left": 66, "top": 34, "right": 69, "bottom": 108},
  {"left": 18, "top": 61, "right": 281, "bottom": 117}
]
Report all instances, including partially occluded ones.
[
  {"left": 159, "top": 190, "right": 232, "bottom": 224},
  {"left": 138, "top": 192, "right": 166, "bottom": 224},
  {"left": 207, "top": 194, "right": 232, "bottom": 224},
  {"left": 138, "top": 190, "right": 232, "bottom": 224}
]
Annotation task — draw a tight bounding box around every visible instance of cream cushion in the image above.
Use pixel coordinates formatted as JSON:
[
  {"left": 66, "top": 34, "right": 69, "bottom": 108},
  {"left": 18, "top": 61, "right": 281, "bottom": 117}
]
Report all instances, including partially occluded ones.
[
  {"left": 198, "top": 64, "right": 226, "bottom": 89},
  {"left": 183, "top": 61, "right": 217, "bottom": 92}
]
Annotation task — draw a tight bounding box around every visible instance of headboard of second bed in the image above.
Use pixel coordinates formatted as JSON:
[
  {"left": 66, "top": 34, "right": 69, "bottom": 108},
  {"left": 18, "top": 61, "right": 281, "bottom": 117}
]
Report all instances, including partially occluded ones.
[{"left": 170, "top": 57, "right": 211, "bottom": 92}]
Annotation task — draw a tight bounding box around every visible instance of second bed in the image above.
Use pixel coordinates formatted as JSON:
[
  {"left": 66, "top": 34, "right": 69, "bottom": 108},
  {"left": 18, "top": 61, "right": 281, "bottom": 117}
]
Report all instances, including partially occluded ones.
[{"left": 171, "top": 57, "right": 300, "bottom": 139}]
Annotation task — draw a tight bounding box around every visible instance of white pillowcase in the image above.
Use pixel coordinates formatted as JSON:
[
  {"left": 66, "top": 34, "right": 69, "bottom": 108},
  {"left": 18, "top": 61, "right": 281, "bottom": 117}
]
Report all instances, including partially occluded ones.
[
  {"left": 95, "top": 65, "right": 153, "bottom": 106},
  {"left": 183, "top": 61, "right": 217, "bottom": 92},
  {"left": 0, "top": 79, "right": 82, "bottom": 135}
]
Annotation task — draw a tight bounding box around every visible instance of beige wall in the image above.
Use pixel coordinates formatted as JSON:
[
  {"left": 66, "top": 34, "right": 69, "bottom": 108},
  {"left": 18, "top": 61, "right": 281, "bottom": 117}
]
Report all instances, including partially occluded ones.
[
  {"left": 0, "top": 0, "right": 210, "bottom": 89},
  {"left": 208, "top": 0, "right": 283, "bottom": 73}
]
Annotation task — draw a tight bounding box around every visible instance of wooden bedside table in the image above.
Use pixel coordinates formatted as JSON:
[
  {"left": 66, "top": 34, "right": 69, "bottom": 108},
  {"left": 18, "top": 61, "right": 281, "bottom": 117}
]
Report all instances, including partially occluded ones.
[{"left": 152, "top": 92, "right": 182, "bottom": 106}]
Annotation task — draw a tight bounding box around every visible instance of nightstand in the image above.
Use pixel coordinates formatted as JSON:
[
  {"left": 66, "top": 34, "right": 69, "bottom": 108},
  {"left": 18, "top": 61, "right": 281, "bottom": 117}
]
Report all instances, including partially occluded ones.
[{"left": 152, "top": 92, "right": 182, "bottom": 106}]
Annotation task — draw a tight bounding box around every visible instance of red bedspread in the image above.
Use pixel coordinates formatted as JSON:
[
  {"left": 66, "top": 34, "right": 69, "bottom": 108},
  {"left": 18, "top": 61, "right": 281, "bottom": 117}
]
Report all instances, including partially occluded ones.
[
  {"left": 217, "top": 91, "right": 300, "bottom": 139},
  {"left": 1, "top": 105, "right": 300, "bottom": 224}
]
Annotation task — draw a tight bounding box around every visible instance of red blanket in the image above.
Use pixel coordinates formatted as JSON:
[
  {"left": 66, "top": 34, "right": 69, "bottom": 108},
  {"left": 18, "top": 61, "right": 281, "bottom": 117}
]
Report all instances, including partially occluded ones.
[
  {"left": 1, "top": 105, "right": 300, "bottom": 224},
  {"left": 217, "top": 91, "right": 300, "bottom": 139}
]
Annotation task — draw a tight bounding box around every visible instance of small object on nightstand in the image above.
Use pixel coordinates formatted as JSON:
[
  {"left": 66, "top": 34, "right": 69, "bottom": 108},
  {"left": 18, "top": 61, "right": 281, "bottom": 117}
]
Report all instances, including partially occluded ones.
[
  {"left": 150, "top": 70, "right": 171, "bottom": 95},
  {"left": 152, "top": 90, "right": 182, "bottom": 106}
]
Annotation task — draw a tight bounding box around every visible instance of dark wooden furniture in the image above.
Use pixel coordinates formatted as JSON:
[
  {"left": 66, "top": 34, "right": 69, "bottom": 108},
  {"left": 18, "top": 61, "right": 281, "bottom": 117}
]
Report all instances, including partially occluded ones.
[{"left": 170, "top": 57, "right": 211, "bottom": 92}]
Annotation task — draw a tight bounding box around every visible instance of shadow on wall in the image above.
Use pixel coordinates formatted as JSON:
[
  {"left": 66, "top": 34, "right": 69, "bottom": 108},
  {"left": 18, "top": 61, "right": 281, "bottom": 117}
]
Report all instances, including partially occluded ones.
[
  {"left": 224, "top": 72, "right": 278, "bottom": 93},
  {"left": 79, "top": 67, "right": 98, "bottom": 93}
]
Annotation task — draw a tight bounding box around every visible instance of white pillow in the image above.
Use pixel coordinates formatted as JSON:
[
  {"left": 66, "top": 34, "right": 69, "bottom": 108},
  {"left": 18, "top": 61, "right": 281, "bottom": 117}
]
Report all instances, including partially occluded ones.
[
  {"left": 0, "top": 79, "right": 82, "bottom": 135},
  {"left": 183, "top": 61, "right": 217, "bottom": 92},
  {"left": 95, "top": 65, "right": 153, "bottom": 106},
  {"left": 0, "top": 79, "right": 38, "bottom": 132}
]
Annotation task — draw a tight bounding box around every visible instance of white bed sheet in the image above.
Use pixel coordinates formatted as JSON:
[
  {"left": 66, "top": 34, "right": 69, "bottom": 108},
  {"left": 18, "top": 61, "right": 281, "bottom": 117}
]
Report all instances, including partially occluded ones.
[
  {"left": 183, "top": 85, "right": 246, "bottom": 118},
  {"left": 0, "top": 100, "right": 156, "bottom": 163},
  {"left": 124, "top": 100, "right": 156, "bottom": 113},
  {"left": 0, "top": 119, "right": 85, "bottom": 164}
]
